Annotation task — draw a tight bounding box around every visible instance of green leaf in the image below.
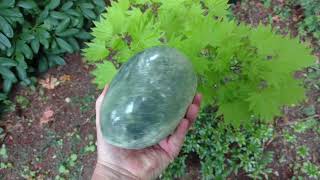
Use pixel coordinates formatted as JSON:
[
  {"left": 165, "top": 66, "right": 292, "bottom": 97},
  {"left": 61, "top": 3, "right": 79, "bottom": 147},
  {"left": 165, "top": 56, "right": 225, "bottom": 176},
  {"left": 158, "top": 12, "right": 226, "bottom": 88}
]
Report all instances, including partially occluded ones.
[
  {"left": 37, "top": 9, "right": 49, "bottom": 23},
  {"left": 0, "top": 57, "right": 17, "bottom": 67},
  {"left": 55, "top": 18, "right": 70, "bottom": 33},
  {"left": 66, "top": 9, "right": 81, "bottom": 17},
  {"left": 82, "top": 8, "right": 96, "bottom": 19},
  {"left": 0, "top": 0, "right": 15, "bottom": 9},
  {"left": 0, "top": 8, "right": 23, "bottom": 18},
  {"left": 0, "top": 16, "right": 13, "bottom": 38},
  {"left": 47, "top": 0, "right": 60, "bottom": 10},
  {"left": 0, "top": 93, "right": 7, "bottom": 100},
  {"left": 93, "top": 0, "right": 106, "bottom": 7},
  {"left": 38, "top": 56, "right": 48, "bottom": 73},
  {"left": 56, "top": 37, "right": 73, "bottom": 53},
  {"left": 21, "top": 44, "right": 33, "bottom": 59},
  {"left": 17, "top": 0, "right": 37, "bottom": 9},
  {"left": 3, "top": 79, "right": 13, "bottom": 93},
  {"left": 67, "top": 37, "right": 80, "bottom": 51},
  {"left": 56, "top": 28, "right": 79, "bottom": 37},
  {"left": 217, "top": 101, "right": 252, "bottom": 127},
  {"left": 91, "top": 61, "right": 117, "bottom": 88},
  {"left": 48, "top": 55, "right": 66, "bottom": 65},
  {"left": 61, "top": 1, "right": 73, "bottom": 11},
  {"left": 50, "top": 11, "right": 68, "bottom": 19},
  {"left": 0, "top": 33, "right": 11, "bottom": 48},
  {"left": 75, "top": 31, "right": 93, "bottom": 40},
  {"left": 51, "top": 39, "right": 57, "bottom": 49},
  {"left": 80, "top": 2, "right": 95, "bottom": 9},
  {"left": 84, "top": 41, "right": 109, "bottom": 62},
  {"left": 16, "top": 65, "right": 27, "bottom": 81},
  {"left": 0, "top": 66, "right": 17, "bottom": 82},
  {"left": 31, "top": 39, "right": 40, "bottom": 53}
]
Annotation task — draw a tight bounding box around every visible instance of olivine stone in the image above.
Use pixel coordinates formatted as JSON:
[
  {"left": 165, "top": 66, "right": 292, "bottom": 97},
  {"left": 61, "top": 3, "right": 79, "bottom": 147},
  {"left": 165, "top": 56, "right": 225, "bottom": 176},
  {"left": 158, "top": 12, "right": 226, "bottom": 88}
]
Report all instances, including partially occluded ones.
[{"left": 100, "top": 46, "right": 197, "bottom": 149}]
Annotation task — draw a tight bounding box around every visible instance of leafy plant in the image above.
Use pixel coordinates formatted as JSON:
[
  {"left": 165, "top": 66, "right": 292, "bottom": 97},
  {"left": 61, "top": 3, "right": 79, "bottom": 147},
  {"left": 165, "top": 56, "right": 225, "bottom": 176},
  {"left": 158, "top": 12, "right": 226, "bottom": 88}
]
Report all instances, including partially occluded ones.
[
  {"left": 84, "top": 0, "right": 315, "bottom": 126},
  {"left": 160, "top": 110, "right": 274, "bottom": 179},
  {"left": 0, "top": 0, "right": 105, "bottom": 97}
]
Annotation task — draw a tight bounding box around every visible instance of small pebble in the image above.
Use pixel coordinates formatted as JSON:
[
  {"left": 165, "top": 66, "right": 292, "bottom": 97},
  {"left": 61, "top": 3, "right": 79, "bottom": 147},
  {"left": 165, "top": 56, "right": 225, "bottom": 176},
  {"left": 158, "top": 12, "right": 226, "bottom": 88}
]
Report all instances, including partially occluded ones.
[{"left": 65, "top": 97, "right": 71, "bottom": 103}]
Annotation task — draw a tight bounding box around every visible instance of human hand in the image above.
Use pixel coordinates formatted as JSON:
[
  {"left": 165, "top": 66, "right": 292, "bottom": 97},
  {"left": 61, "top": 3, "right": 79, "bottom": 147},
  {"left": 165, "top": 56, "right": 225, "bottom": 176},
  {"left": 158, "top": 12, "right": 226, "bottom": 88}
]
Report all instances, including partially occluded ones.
[{"left": 92, "top": 85, "right": 202, "bottom": 180}]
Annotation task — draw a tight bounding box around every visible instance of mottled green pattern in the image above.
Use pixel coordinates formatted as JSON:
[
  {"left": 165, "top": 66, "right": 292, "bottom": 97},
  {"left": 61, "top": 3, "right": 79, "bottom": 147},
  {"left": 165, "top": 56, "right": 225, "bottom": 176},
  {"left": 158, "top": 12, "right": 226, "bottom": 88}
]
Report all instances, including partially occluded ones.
[{"left": 100, "top": 46, "right": 197, "bottom": 149}]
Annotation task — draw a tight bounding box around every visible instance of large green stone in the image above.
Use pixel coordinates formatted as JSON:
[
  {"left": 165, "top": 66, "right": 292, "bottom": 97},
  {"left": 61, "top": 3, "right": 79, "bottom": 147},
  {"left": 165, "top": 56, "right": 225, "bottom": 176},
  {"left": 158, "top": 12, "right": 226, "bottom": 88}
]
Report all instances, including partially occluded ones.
[{"left": 100, "top": 46, "right": 197, "bottom": 149}]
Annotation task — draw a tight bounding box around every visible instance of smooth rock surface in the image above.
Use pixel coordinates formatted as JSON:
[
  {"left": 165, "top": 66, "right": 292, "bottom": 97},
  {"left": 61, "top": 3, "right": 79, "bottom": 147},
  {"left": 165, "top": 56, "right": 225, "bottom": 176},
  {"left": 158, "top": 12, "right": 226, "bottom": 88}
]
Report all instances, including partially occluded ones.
[{"left": 100, "top": 46, "right": 197, "bottom": 149}]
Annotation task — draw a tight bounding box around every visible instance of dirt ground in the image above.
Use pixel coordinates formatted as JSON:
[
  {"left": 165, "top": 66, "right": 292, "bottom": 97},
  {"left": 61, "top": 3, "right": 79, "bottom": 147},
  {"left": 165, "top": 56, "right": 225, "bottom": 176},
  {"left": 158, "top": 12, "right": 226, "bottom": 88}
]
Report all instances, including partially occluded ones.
[{"left": 0, "top": 54, "right": 99, "bottom": 179}]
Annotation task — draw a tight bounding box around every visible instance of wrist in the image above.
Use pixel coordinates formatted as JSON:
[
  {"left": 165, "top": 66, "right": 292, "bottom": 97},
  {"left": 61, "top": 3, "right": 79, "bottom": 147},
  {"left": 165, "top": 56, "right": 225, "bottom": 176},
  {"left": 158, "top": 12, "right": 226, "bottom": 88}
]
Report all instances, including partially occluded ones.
[{"left": 92, "top": 162, "right": 139, "bottom": 180}]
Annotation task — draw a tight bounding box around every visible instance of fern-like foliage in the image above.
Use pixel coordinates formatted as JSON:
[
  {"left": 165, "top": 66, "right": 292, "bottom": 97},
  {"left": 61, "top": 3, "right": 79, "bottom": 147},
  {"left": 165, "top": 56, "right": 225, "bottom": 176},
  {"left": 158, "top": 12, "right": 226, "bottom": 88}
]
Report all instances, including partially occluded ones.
[{"left": 83, "top": 0, "right": 316, "bottom": 126}]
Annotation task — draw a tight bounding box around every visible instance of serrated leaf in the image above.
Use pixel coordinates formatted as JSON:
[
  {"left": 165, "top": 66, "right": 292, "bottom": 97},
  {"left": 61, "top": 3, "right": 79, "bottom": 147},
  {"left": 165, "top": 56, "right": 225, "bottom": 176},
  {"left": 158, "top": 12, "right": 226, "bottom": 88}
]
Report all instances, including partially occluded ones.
[
  {"left": 47, "top": 0, "right": 60, "bottom": 10},
  {"left": 56, "top": 37, "right": 73, "bottom": 53},
  {"left": 84, "top": 41, "right": 109, "bottom": 62},
  {"left": 0, "top": 33, "right": 11, "bottom": 48},
  {"left": 0, "top": 16, "right": 13, "bottom": 38},
  {"left": 217, "top": 101, "right": 252, "bottom": 127},
  {"left": 91, "top": 61, "right": 117, "bottom": 88},
  {"left": 56, "top": 28, "right": 79, "bottom": 37}
]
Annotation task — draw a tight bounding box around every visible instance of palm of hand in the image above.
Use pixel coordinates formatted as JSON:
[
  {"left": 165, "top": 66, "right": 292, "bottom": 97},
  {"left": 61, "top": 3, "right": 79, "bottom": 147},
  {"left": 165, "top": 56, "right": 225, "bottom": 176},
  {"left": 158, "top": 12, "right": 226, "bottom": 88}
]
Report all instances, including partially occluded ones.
[{"left": 95, "top": 86, "right": 201, "bottom": 179}]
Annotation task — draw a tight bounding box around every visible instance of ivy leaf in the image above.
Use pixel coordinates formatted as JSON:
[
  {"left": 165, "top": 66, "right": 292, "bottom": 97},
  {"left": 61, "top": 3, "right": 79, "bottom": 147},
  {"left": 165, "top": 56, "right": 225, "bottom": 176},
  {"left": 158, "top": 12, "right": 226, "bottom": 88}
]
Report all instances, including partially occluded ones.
[{"left": 91, "top": 61, "right": 117, "bottom": 89}]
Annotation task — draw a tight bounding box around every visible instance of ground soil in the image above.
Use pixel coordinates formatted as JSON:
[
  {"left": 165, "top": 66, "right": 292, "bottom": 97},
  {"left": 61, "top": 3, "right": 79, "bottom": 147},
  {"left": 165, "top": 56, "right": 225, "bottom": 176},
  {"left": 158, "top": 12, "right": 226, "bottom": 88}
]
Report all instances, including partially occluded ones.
[{"left": 0, "top": 54, "right": 99, "bottom": 179}]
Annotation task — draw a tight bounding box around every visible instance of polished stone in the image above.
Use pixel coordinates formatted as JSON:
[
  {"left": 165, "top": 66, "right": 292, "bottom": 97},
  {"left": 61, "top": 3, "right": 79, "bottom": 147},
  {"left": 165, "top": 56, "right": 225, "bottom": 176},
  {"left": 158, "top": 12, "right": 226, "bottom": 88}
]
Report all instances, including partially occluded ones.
[{"left": 100, "top": 46, "right": 197, "bottom": 149}]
